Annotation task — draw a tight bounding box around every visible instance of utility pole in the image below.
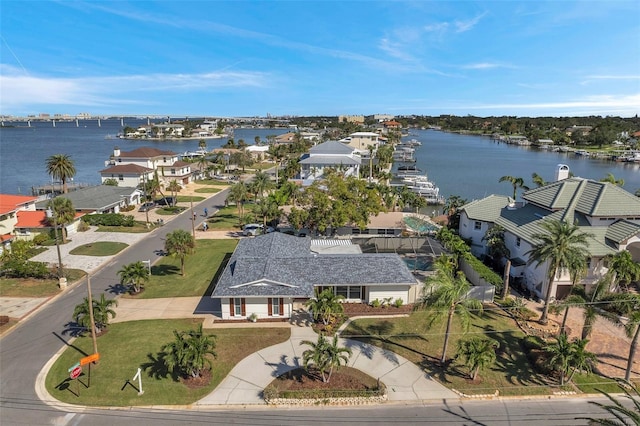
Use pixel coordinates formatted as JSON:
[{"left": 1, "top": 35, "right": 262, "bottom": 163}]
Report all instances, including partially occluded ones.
[
  {"left": 87, "top": 276, "right": 98, "bottom": 356},
  {"left": 190, "top": 199, "right": 196, "bottom": 239}
]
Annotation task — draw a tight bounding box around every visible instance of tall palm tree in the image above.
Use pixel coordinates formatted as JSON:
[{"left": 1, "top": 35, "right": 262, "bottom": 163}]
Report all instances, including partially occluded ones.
[
  {"left": 162, "top": 323, "right": 217, "bottom": 378},
  {"left": 455, "top": 337, "right": 498, "bottom": 381},
  {"left": 227, "top": 182, "right": 249, "bottom": 224},
  {"left": 164, "top": 229, "right": 195, "bottom": 276},
  {"left": 566, "top": 338, "right": 597, "bottom": 383},
  {"left": 499, "top": 175, "right": 530, "bottom": 200},
  {"left": 578, "top": 279, "right": 617, "bottom": 340},
  {"left": 253, "top": 198, "right": 281, "bottom": 228},
  {"left": 250, "top": 170, "right": 273, "bottom": 201},
  {"left": 72, "top": 293, "right": 117, "bottom": 334},
  {"left": 196, "top": 156, "right": 209, "bottom": 179},
  {"left": 416, "top": 260, "right": 484, "bottom": 364},
  {"left": 545, "top": 333, "right": 574, "bottom": 386},
  {"left": 118, "top": 261, "right": 150, "bottom": 293},
  {"left": 606, "top": 250, "right": 640, "bottom": 291},
  {"left": 166, "top": 180, "right": 181, "bottom": 206},
  {"left": 46, "top": 197, "right": 75, "bottom": 243},
  {"left": 526, "top": 219, "right": 593, "bottom": 324},
  {"left": 612, "top": 294, "right": 640, "bottom": 381},
  {"left": 531, "top": 172, "right": 547, "bottom": 188},
  {"left": 46, "top": 154, "right": 76, "bottom": 194},
  {"left": 301, "top": 334, "right": 352, "bottom": 383},
  {"left": 305, "top": 288, "right": 344, "bottom": 326}
]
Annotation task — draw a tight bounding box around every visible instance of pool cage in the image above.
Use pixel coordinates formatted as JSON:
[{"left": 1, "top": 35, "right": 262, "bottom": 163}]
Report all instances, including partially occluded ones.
[{"left": 352, "top": 236, "right": 446, "bottom": 273}]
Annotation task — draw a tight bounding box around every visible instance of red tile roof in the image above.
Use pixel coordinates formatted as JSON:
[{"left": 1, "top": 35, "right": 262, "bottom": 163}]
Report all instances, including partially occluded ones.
[
  {"left": 100, "top": 164, "right": 153, "bottom": 174},
  {"left": 16, "top": 211, "right": 84, "bottom": 229},
  {"left": 1, "top": 234, "right": 13, "bottom": 243},
  {"left": 0, "top": 194, "right": 38, "bottom": 214},
  {"left": 117, "top": 147, "right": 176, "bottom": 158}
]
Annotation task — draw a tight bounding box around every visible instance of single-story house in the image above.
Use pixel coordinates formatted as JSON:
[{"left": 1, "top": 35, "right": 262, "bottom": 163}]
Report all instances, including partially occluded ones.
[
  {"left": 211, "top": 232, "right": 419, "bottom": 320},
  {"left": 35, "top": 186, "right": 141, "bottom": 214}
]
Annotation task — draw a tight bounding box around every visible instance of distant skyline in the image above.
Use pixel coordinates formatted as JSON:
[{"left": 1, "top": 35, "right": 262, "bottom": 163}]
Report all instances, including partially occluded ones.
[{"left": 1, "top": 1, "right": 639, "bottom": 118}]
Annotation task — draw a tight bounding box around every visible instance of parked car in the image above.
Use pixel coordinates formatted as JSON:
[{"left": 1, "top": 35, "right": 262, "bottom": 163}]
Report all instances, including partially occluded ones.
[
  {"left": 242, "top": 224, "right": 264, "bottom": 236},
  {"left": 157, "top": 196, "right": 176, "bottom": 206},
  {"left": 138, "top": 202, "right": 155, "bottom": 212}
]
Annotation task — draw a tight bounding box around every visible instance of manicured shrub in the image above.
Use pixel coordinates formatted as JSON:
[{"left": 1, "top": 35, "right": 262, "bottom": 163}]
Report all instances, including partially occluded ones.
[
  {"left": 370, "top": 299, "right": 381, "bottom": 308},
  {"left": 32, "top": 233, "right": 50, "bottom": 246},
  {"left": 394, "top": 298, "right": 404, "bottom": 308},
  {"left": 82, "top": 213, "right": 135, "bottom": 227}
]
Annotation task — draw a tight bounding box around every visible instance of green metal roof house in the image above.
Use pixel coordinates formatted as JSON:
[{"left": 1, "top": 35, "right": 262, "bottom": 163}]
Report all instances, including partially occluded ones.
[{"left": 459, "top": 165, "right": 640, "bottom": 300}]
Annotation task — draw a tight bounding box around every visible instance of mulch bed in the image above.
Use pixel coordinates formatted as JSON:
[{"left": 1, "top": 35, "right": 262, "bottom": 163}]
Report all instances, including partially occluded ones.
[
  {"left": 342, "top": 303, "right": 414, "bottom": 317},
  {"left": 270, "top": 367, "right": 379, "bottom": 392},
  {"left": 181, "top": 369, "right": 212, "bottom": 389}
]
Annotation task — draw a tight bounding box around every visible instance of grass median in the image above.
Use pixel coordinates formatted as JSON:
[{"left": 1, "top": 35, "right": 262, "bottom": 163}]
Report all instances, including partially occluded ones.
[{"left": 45, "top": 319, "right": 290, "bottom": 406}]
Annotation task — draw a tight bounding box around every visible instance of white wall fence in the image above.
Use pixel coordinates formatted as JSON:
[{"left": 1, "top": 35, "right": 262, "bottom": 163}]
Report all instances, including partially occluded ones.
[{"left": 460, "top": 258, "right": 496, "bottom": 303}]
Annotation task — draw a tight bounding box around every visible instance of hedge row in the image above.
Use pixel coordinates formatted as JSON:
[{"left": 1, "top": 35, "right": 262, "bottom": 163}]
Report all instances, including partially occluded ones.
[{"left": 82, "top": 213, "right": 135, "bottom": 227}]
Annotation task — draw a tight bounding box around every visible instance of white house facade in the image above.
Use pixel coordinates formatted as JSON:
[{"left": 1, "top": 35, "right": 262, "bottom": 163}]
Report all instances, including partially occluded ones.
[
  {"left": 459, "top": 169, "right": 640, "bottom": 301},
  {"left": 297, "top": 141, "right": 361, "bottom": 184}
]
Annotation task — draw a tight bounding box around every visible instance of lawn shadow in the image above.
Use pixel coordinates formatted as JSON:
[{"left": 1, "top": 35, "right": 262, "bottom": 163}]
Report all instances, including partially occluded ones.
[
  {"left": 202, "top": 252, "right": 232, "bottom": 297},
  {"left": 442, "top": 399, "right": 490, "bottom": 426},
  {"left": 489, "top": 328, "right": 548, "bottom": 388},
  {"left": 140, "top": 351, "right": 178, "bottom": 381},
  {"left": 59, "top": 322, "right": 90, "bottom": 340},
  {"left": 152, "top": 264, "right": 181, "bottom": 276},
  {"left": 55, "top": 377, "right": 80, "bottom": 398}
]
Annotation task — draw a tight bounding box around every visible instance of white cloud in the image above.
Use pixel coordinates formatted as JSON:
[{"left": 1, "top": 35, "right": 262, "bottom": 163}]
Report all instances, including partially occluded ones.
[
  {"left": 0, "top": 65, "right": 269, "bottom": 110},
  {"left": 454, "top": 12, "right": 488, "bottom": 33},
  {"left": 462, "top": 62, "right": 516, "bottom": 70},
  {"left": 424, "top": 22, "right": 449, "bottom": 33}
]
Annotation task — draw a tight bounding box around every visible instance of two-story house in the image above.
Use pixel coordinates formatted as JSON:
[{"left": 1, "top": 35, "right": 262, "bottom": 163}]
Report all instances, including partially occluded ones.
[
  {"left": 297, "top": 141, "right": 361, "bottom": 185},
  {"left": 0, "top": 195, "right": 38, "bottom": 253},
  {"left": 100, "top": 147, "right": 193, "bottom": 188},
  {"left": 458, "top": 165, "right": 640, "bottom": 301}
]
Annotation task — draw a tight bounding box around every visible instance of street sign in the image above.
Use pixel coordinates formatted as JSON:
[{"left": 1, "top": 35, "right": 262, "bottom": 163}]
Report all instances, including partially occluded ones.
[
  {"left": 70, "top": 365, "right": 82, "bottom": 380},
  {"left": 80, "top": 353, "right": 100, "bottom": 366},
  {"left": 67, "top": 362, "right": 80, "bottom": 373}
]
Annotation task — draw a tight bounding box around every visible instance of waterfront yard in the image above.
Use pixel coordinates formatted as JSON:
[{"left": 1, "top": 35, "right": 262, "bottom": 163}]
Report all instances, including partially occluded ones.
[
  {"left": 45, "top": 319, "right": 290, "bottom": 406},
  {"left": 125, "top": 239, "right": 237, "bottom": 299}
]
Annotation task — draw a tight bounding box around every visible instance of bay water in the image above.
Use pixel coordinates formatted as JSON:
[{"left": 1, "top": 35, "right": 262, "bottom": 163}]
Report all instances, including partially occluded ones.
[{"left": 0, "top": 121, "right": 638, "bottom": 202}]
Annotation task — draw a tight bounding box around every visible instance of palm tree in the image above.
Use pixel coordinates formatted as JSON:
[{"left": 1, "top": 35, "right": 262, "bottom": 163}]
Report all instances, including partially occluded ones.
[
  {"left": 198, "top": 138, "right": 207, "bottom": 151},
  {"left": 578, "top": 279, "right": 616, "bottom": 340},
  {"left": 46, "top": 154, "right": 76, "bottom": 194},
  {"left": 600, "top": 173, "right": 625, "bottom": 186},
  {"left": 606, "top": 250, "right": 640, "bottom": 292},
  {"left": 305, "top": 288, "right": 344, "bottom": 326},
  {"left": 566, "top": 338, "right": 597, "bottom": 383},
  {"left": 416, "top": 261, "right": 484, "bottom": 364},
  {"left": 250, "top": 170, "right": 273, "bottom": 200},
  {"left": 499, "top": 175, "right": 530, "bottom": 200},
  {"left": 301, "top": 334, "right": 352, "bottom": 383},
  {"left": 226, "top": 182, "right": 249, "bottom": 224},
  {"left": 580, "top": 381, "right": 640, "bottom": 425},
  {"left": 253, "top": 198, "right": 281, "bottom": 228},
  {"left": 526, "top": 219, "right": 593, "bottom": 324},
  {"left": 612, "top": 294, "right": 640, "bottom": 381},
  {"left": 46, "top": 197, "right": 75, "bottom": 243},
  {"left": 72, "top": 293, "right": 117, "bottom": 334},
  {"left": 196, "top": 156, "right": 209, "bottom": 179},
  {"left": 455, "top": 337, "right": 498, "bottom": 381},
  {"left": 164, "top": 230, "right": 195, "bottom": 276},
  {"left": 545, "top": 335, "right": 596, "bottom": 385},
  {"left": 531, "top": 172, "right": 547, "bottom": 188},
  {"left": 545, "top": 334, "right": 574, "bottom": 385},
  {"left": 118, "top": 261, "right": 150, "bottom": 293},
  {"left": 166, "top": 180, "right": 181, "bottom": 206},
  {"left": 162, "top": 323, "right": 217, "bottom": 378},
  {"left": 482, "top": 224, "right": 510, "bottom": 274}
]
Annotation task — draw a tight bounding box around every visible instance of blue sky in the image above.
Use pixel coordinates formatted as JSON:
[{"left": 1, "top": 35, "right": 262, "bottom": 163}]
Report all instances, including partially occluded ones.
[{"left": 1, "top": 1, "right": 639, "bottom": 117}]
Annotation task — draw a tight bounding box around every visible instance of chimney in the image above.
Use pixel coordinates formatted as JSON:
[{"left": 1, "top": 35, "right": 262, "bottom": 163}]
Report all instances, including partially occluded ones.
[
  {"left": 555, "top": 164, "right": 570, "bottom": 181},
  {"left": 114, "top": 146, "right": 121, "bottom": 157}
]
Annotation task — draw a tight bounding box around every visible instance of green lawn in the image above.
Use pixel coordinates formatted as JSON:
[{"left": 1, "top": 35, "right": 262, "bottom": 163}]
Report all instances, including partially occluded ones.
[
  {"left": 156, "top": 207, "right": 187, "bottom": 215},
  {"left": 95, "top": 221, "right": 154, "bottom": 233},
  {"left": 0, "top": 269, "right": 86, "bottom": 297},
  {"left": 342, "top": 308, "right": 587, "bottom": 397},
  {"left": 69, "top": 242, "right": 128, "bottom": 256},
  {"left": 207, "top": 206, "right": 243, "bottom": 231},
  {"left": 128, "top": 239, "right": 238, "bottom": 299},
  {"left": 176, "top": 195, "right": 205, "bottom": 202},
  {"left": 194, "top": 187, "right": 222, "bottom": 194},
  {"left": 197, "top": 179, "right": 231, "bottom": 186},
  {"left": 45, "top": 319, "right": 290, "bottom": 406}
]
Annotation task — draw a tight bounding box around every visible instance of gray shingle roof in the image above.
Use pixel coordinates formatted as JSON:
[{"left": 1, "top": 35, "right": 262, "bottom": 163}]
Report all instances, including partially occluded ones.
[
  {"left": 309, "top": 141, "right": 355, "bottom": 155},
  {"left": 36, "top": 186, "right": 138, "bottom": 211},
  {"left": 212, "top": 233, "right": 416, "bottom": 298}
]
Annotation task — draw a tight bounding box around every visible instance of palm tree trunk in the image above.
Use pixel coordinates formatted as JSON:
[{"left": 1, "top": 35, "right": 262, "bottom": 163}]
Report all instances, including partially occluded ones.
[
  {"left": 560, "top": 306, "right": 570, "bottom": 336},
  {"left": 441, "top": 307, "right": 455, "bottom": 364},
  {"left": 180, "top": 257, "right": 185, "bottom": 276},
  {"left": 625, "top": 324, "right": 640, "bottom": 381},
  {"left": 502, "top": 260, "right": 511, "bottom": 299},
  {"left": 540, "top": 266, "right": 558, "bottom": 324},
  {"left": 472, "top": 367, "right": 478, "bottom": 381}
]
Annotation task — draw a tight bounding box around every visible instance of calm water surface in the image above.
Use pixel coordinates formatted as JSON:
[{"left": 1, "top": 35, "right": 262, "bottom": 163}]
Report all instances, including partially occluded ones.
[{"left": 0, "top": 122, "right": 638, "bottom": 200}]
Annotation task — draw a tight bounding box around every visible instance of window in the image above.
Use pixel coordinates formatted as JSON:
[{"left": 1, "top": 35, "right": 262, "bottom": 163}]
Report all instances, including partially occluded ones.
[
  {"left": 516, "top": 237, "right": 521, "bottom": 247},
  {"left": 271, "top": 298, "right": 280, "bottom": 316},
  {"left": 118, "top": 174, "right": 124, "bottom": 181},
  {"left": 474, "top": 221, "right": 482, "bottom": 230},
  {"left": 234, "top": 298, "right": 242, "bottom": 316},
  {"left": 336, "top": 286, "right": 348, "bottom": 298},
  {"left": 171, "top": 168, "right": 176, "bottom": 175},
  {"left": 349, "top": 286, "right": 362, "bottom": 300}
]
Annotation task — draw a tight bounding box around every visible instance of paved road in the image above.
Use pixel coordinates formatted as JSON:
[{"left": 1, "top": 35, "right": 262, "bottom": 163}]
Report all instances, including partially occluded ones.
[{"left": 0, "top": 191, "right": 229, "bottom": 426}]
